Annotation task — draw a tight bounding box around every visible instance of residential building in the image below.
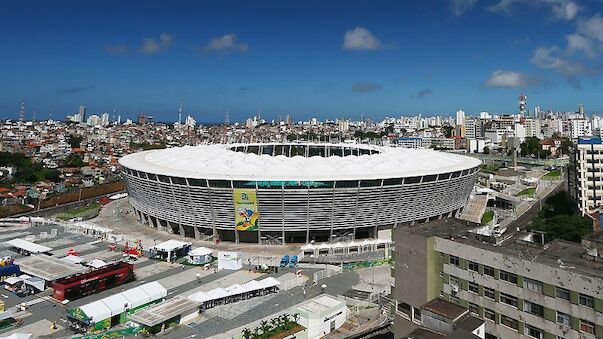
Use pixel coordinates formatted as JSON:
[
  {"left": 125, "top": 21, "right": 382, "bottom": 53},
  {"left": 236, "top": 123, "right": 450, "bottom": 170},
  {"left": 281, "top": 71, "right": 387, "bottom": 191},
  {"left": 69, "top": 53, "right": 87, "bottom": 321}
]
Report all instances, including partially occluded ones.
[
  {"left": 569, "top": 136, "right": 603, "bottom": 214},
  {"left": 392, "top": 218, "right": 603, "bottom": 339}
]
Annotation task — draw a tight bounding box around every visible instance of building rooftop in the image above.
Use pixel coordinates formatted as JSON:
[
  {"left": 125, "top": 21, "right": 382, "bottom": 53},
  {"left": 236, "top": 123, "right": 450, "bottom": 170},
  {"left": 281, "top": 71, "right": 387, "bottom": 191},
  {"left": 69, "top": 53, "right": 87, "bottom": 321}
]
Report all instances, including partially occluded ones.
[
  {"left": 404, "top": 218, "right": 603, "bottom": 281},
  {"left": 422, "top": 298, "right": 467, "bottom": 321},
  {"left": 17, "top": 255, "right": 87, "bottom": 281},
  {"left": 119, "top": 143, "right": 481, "bottom": 181}
]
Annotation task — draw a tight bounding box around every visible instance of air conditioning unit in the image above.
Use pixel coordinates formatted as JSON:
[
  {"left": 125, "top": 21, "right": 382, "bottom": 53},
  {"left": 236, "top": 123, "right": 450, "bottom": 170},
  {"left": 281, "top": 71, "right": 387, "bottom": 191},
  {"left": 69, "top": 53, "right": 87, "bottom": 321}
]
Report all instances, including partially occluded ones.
[{"left": 451, "top": 284, "right": 459, "bottom": 294}]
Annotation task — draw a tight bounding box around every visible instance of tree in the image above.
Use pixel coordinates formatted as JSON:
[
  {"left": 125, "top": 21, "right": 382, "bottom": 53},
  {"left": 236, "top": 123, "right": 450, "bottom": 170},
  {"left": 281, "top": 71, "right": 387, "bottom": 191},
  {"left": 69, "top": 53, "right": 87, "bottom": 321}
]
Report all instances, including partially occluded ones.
[
  {"left": 64, "top": 153, "right": 85, "bottom": 168},
  {"left": 483, "top": 146, "right": 490, "bottom": 154},
  {"left": 292, "top": 313, "right": 300, "bottom": 324},
  {"left": 67, "top": 134, "right": 83, "bottom": 149},
  {"left": 259, "top": 320, "right": 271, "bottom": 335},
  {"left": 242, "top": 328, "right": 252, "bottom": 339},
  {"left": 442, "top": 126, "right": 453, "bottom": 138},
  {"left": 520, "top": 137, "right": 540, "bottom": 157}
]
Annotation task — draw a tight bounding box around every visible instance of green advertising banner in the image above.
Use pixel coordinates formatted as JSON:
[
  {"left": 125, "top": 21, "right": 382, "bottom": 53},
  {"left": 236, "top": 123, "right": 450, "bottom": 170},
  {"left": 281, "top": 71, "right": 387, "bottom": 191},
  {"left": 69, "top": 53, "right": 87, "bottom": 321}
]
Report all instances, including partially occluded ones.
[{"left": 233, "top": 189, "right": 259, "bottom": 231}]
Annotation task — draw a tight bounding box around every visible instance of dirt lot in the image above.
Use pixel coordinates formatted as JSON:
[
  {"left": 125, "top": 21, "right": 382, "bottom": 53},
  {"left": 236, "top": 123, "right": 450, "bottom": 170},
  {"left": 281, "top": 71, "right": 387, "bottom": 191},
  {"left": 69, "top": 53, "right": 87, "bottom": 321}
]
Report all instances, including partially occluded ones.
[{"left": 40, "top": 181, "right": 125, "bottom": 209}]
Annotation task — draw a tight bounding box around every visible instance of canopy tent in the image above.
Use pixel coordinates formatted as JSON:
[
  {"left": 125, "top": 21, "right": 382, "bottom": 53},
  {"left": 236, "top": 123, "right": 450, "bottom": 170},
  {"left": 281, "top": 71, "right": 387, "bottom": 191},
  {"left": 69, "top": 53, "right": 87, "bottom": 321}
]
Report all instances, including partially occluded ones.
[
  {"left": 6, "top": 239, "right": 52, "bottom": 254},
  {"left": 87, "top": 259, "right": 107, "bottom": 269},
  {"left": 187, "top": 276, "right": 281, "bottom": 308},
  {"left": 68, "top": 281, "right": 168, "bottom": 325},
  {"left": 62, "top": 255, "right": 85, "bottom": 265},
  {"left": 149, "top": 240, "right": 192, "bottom": 262}
]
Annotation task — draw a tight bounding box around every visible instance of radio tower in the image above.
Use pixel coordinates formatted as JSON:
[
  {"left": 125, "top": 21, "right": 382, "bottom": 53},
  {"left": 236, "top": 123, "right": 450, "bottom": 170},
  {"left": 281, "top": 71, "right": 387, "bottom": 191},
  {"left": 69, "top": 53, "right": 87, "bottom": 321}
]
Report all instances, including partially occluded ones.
[
  {"left": 178, "top": 104, "right": 183, "bottom": 124},
  {"left": 224, "top": 109, "right": 230, "bottom": 125},
  {"left": 518, "top": 93, "right": 527, "bottom": 117},
  {"left": 18, "top": 101, "right": 25, "bottom": 122}
]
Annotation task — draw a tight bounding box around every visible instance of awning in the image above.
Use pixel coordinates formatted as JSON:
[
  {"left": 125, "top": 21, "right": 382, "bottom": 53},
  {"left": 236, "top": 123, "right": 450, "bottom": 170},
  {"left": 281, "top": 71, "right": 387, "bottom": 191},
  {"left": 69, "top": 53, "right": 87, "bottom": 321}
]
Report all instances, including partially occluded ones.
[
  {"left": 88, "top": 259, "right": 108, "bottom": 269},
  {"left": 138, "top": 281, "right": 167, "bottom": 301}
]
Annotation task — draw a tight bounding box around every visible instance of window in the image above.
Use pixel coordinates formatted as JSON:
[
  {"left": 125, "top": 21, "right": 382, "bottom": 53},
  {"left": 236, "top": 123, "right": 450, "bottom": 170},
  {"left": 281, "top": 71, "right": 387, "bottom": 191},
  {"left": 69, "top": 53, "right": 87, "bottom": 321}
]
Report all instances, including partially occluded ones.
[
  {"left": 500, "top": 270, "right": 518, "bottom": 284},
  {"left": 449, "top": 255, "right": 460, "bottom": 266},
  {"left": 484, "top": 308, "right": 495, "bottom": 321},
  {"left": 484, "top": 287, "right": 495, "bottom": 300},
  {"left": 449, "top": 276, "right": 460, "bottom": 286},
  {"left": 484, "top": 265, "right": 495, "bottom": 277},
  {"left": 556, "top": 311, "right": 570, "bottom": 326},
  {"left": 450, "top": 294, "right": 459, "bottom": 303},
  {"left": 468, "top": 281, "right": 479, "bottom": 293},
  {"left": 468, "top": 302, "right": 479, "bottom": 315},
  {"left": 523, "top": 301, "right": 544, "bottom": 317},
  {"left": 468, "top": 261, "right": 479, "bottom": 272},
  {"left": 556, "top": 287, "right": 570, "bottom": 300},
  {"left": 413, "top": 307, "right": 421, "bottom": 323},
  {"left": 397, "top": 301, "right": 411, "bottom": 319},
  {"left": 523, "top": 278, "right": 543, "bottom": 293},
  {"left": 580, "top": 320, "right": 595, "bottom": 335},
  {"left": 500, "top": 292, "right": 518, "bottom": 308},
  {"left": 500, "top": 315, "right": 518, "bottom": 330},
  {"left": 524, "top": 325, "right": 543, "bottom": 339},
  {"left": 579, "top": 294, "right": 594, "bottom": 308}
]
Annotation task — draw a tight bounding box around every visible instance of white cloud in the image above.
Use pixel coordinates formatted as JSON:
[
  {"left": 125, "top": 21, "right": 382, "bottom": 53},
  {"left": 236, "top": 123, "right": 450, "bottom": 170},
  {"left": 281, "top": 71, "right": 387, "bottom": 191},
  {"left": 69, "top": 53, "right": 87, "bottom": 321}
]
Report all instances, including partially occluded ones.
[
  {"left": 551, "top": 1, "right": 580, "bottom": 20},
  {"left": 449, "top": 0, "right": 478, "bottom": 16},
  {"left": 485, "top": 70, "right": 530, "bottom": 88},
  {"left": 203, "top": 34, "right": 249, "bottom": 54},
  {"left": 532, "top": 45, "right": 599, "bottom": 85},
  {"left": 566, "top": 34, "right": 596, "bottom": 58},
  {"left": 342, "top": 27, "right": 382, "bottom": 51},
  {"left": 578, "top": 14, "right": 603, "bottom": 43},
  {"left": 489, "top": 0, "right": 580, "bottom": 21},
  {"left": 140, "top": 33, "right": 173, "bottom": 54}
]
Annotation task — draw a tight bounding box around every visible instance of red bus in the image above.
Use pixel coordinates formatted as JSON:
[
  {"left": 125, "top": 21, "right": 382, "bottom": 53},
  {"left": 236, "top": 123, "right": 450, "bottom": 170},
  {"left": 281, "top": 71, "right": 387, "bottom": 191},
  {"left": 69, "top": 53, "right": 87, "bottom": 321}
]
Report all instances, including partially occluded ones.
[{"left": 52, "top": 262, "right": 134, "bottom": 301}]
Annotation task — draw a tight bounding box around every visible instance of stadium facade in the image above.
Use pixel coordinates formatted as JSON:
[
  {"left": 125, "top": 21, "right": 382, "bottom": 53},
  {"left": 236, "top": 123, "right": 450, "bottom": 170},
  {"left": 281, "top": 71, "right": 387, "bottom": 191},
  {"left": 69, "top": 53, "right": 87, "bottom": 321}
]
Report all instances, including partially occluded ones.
[{"left": 119, "top": 143, "right": 481, "bottom": 244}]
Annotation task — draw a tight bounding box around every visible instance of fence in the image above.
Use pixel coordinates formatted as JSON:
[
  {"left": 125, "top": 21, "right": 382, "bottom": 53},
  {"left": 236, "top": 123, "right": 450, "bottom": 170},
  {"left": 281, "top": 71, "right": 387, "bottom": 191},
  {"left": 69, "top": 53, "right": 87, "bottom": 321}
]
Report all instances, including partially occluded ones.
[{"left": 312, "top": 266, "right": 341, "bottom": 283}]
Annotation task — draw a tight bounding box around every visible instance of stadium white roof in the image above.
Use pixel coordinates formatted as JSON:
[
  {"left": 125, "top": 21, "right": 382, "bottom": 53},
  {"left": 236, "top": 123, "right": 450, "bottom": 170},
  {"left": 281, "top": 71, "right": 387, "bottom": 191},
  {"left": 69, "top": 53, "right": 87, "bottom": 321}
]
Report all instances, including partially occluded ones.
[{"left": 119, "top": 143, "right": 481, "bottom": 181}]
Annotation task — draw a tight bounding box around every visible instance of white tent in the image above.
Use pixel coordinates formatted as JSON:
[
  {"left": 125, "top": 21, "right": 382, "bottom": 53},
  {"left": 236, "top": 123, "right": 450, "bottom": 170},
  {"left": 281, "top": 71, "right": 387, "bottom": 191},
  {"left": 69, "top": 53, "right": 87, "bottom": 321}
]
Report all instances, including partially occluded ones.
[
  {"left": 102, "top": 294, "right": 130, "bottom": 315},
  {"left": 138, "top": 281, "right": 167, "bottom": 302},
  {"left": 88, "top": 259, "right": 108, "bottom": 269},
  {"left": 121, "top": 286, "right": 151, "bottom": 307},
  {"left": 80, "top": 300, "right": 112, "bottom": 323},
  {"left": 0, "top": 333, "right": 32, "bottom": 339},
  {"left": 62, "top": 255, "right": 84, "bottom": 264},
  {"left": 6, "top": 239, "right": 52, "bottom": 254}
]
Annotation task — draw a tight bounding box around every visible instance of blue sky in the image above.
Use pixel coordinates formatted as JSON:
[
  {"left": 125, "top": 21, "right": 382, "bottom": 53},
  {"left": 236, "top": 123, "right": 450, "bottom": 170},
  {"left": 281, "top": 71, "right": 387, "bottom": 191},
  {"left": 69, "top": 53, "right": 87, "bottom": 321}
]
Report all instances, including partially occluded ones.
[{"left": 1, "top": 0, "right": 603, "bottom": 122}]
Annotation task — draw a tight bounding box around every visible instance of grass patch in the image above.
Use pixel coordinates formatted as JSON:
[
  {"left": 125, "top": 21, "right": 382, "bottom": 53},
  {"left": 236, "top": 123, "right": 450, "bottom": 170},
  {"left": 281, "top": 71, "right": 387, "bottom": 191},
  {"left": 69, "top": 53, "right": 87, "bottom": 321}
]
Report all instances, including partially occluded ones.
[
  {"left": 480, "top": 164, "right": 499, "bottom": 174},
  {"left": 481, "top": 211, "right": 494, "bottom": 225},
  {"left": 55, "top": 203, "right": 101, "bottom": 221},
  {"left": 516, "top": 187, "right": 536, "bottom": 197},
  {"left": 542, "top": 170, "right": 561, "bottom": 180}
]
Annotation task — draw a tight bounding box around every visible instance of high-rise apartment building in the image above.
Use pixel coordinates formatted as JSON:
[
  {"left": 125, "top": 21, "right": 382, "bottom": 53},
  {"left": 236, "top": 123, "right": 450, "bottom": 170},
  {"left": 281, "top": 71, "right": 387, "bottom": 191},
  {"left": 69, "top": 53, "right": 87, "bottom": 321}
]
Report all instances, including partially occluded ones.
[
  {"left": 569, "top": 137, "right": 603, "bottom": 214},
  {"left": 392, "top": 218, "right": 603, "bottom": 339},
  {"left": 78, "top": 105, "right": 87, "bottom": 122}
]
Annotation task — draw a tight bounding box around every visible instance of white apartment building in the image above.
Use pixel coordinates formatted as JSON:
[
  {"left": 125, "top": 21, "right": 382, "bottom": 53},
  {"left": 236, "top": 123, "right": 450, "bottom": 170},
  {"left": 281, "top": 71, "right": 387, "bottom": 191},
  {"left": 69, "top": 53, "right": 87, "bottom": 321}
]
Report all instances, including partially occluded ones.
[{"left": 569, "top": 137, "right": 603, "bottom": 214}]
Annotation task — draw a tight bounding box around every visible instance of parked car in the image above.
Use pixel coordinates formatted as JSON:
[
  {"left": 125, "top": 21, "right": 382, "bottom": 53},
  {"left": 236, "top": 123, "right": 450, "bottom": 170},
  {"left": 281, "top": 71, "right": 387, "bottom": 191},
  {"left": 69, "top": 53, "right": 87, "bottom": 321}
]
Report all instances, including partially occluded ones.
[
  {"left": 288, "top": 255, "right": 298, "bottom": 268},
  {"left": 279, "top": 255, "right": 290, "bottom": 267}
]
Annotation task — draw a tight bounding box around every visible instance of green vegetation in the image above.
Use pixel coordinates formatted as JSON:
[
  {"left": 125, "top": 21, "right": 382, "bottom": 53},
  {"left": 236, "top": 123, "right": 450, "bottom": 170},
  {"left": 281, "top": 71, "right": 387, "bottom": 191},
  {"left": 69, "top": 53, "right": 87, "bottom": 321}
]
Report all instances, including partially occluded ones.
[
  {"left": 481, "top": 211, "right": 494, "bottom": 225},
  {"left": 64, "top": 153, "right": 85, "bottom": 167},
  {"left": 542, "top": 170, "right": 561, "bottom": 180},
  {"left": 520, "top": 136, "right": 551, "bottom": 158},
  {"left": 0, "top": 152, "right": 61, "bottom": 183},
  {"left": 516, "top": 187, "right": 536, "bottom": 197},
  {"left": 242, "top": 313, "right": 301, "bottom": 339},
  {"left": 480, "top": 164, "right": 499, "bottom": 174},
  {"left": 528, "top": 191, "right": 593, "bottom": 243},
  {"left": 129, "top": 141, "right": 167, "bottom": 150},
  {"left": 67, "top": 134, "right": 83, "bottom": 149},
  {"left": 55, "top": 203, "right": 101, "bottom": 221}
]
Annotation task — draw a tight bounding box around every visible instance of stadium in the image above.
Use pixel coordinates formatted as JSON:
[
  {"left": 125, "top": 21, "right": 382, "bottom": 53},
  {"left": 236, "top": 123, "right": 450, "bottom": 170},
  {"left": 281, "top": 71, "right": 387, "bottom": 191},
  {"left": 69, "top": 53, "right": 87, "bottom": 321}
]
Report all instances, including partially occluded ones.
[{"left": 119, "top": 143, "right": 481, "bottom": 244}]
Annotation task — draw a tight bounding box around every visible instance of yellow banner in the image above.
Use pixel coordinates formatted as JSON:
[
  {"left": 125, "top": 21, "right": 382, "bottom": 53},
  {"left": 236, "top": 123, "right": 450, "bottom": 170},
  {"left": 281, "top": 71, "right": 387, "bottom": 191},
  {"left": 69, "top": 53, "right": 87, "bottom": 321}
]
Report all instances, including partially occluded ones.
[{"left": 233, "top": 189, "right": 259, "bottom": 231}]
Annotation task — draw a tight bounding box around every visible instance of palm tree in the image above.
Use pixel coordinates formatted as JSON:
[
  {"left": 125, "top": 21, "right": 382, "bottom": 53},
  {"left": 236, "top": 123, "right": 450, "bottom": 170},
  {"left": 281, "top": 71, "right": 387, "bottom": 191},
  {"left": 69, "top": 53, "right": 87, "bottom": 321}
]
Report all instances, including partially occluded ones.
[
  {"left": 270, "top": 317, "right": 280, "bottom": 331},
  {"left": 259, "top": 320, "right": 271, "bottom": 335},
  {"left": 292, "top": 313, "right": 300, "bottom": 324},
  {"left": 280, "top": 313, "right": 289, "bottom": 326},
  {"left": 242, "top": 328, "right": 252, "bottom": 339},
  {"left": 251, "top": 328, "right": 260, "bottom": 338}
]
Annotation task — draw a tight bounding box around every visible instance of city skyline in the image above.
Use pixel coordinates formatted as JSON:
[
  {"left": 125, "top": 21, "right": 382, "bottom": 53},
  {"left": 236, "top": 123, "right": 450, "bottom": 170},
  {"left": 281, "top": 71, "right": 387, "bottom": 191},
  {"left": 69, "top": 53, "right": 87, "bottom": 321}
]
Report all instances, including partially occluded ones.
[{"left": 1, "top": 0, "right": 603, "bottom": 121}]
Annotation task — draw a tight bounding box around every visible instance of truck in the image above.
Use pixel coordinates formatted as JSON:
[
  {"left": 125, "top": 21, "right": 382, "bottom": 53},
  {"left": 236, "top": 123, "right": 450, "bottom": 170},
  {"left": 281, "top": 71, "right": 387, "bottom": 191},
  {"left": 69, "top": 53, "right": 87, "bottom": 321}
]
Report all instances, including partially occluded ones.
[{"left": 0, "top": 264, "right": 20, "bottom": 284}]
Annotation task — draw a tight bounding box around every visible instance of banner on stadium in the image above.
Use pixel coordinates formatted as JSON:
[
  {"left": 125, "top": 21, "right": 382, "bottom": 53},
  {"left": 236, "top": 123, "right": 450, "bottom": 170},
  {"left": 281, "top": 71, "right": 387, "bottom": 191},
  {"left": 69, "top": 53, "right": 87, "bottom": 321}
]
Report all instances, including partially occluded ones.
[{"left": 233, "top": 189, "right": 259, "bottom": 231}]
